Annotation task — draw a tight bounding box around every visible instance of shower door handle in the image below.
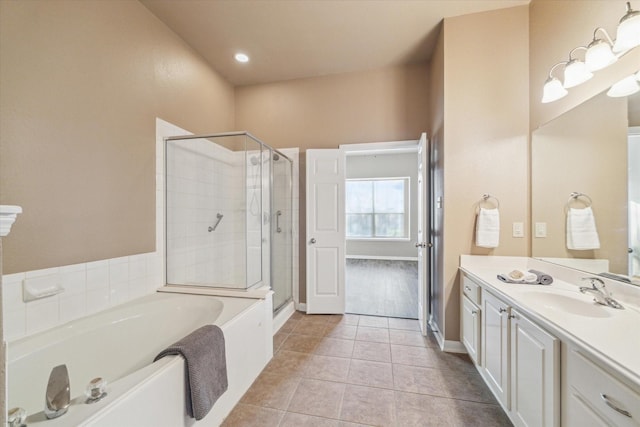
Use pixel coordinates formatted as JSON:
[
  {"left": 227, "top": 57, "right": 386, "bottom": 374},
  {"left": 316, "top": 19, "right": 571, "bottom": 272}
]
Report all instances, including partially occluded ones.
[
  {"left": 309, "top": 238, "right": 317, "bottom": 244},
  {"left": 276, "top": 210, "right": 282, "bottom": 233}
]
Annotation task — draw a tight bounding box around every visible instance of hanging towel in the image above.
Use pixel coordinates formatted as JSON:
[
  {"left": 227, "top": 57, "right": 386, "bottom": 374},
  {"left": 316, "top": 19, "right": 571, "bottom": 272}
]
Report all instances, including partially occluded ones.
[
  {"left": 154, "top": 325, "right": 228, "bottom": 420},
  {"left": 566, "top": 207, "right": 600, "bottom": 250},
  {"left": 476, "top": 208, "right": 500, "bottom": 248}
]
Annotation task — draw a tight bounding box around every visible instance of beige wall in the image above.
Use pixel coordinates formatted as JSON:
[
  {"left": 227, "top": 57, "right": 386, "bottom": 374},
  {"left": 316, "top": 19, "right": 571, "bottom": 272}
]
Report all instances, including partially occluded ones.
[
  {"left": 532, "top": 93, "right": 629, "bottom": 274},
  {"left": 235, "top": 65, "right": 430, "bottom": 150},
  {"left": 235, "top": 65, "right": 430, "bottom": 303},
  {"left": 530, "top": 0, "right": 640, "bottom": 130},
  {"left": 440, "top": 6, "right": 530, "bottom": 342},
  {"left": 0, "top": 0, "right": 235, "bottom": 274}
]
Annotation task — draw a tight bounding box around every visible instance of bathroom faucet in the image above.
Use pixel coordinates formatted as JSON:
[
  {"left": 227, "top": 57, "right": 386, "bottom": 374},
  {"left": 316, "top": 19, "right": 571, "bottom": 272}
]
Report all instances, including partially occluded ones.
[
  {"left": 44, "top": 364, "right": 71, "bottom": 419},
  {"left": 579, "top": 277, "right": 624, "bottom": 309}
]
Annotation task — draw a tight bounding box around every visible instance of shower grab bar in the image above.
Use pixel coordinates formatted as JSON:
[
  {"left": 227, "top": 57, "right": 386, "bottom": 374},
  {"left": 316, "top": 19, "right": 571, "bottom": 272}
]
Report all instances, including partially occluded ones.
[
  {"left": 208, "top": 213, "right": 224, "bottom": 232},
  {"left": 276, "top": 210, "right": 282, "bottom": 233}
]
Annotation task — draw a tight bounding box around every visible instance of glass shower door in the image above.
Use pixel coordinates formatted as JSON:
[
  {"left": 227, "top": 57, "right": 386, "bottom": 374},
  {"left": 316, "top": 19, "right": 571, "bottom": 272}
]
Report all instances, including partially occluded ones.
[{"left": 272, "top": 153, "right": 293, "bottom": 312}]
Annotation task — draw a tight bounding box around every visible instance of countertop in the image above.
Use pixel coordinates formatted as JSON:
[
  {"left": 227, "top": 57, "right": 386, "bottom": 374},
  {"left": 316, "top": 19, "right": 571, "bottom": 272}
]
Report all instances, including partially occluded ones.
[{"left": 459, "top": 255, "right": 640, "bottom": 389}]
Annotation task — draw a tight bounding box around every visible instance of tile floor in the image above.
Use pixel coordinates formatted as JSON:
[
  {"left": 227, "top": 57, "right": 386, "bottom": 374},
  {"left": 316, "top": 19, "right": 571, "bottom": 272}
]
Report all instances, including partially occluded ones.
[{"left": 222, "top": 312, "right": 512, "bottom": 427}]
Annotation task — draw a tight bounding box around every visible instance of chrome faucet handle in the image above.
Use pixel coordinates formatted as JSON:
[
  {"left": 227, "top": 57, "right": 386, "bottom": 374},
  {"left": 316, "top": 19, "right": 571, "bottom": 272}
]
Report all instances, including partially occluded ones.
[
  {"left": 44, "top": 364, "right": 70, "bottom": 419},
  {"left": 581, "top": 277, "right": 605, "bottom": 289}
]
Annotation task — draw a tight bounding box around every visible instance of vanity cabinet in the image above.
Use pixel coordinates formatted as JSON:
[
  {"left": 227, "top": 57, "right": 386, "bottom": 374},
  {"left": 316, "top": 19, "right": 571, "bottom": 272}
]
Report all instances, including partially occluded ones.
[
  {"left": 461, "top": 275, "right": 481, "bottom": 365},
  {"left": 563, "top": 344, "right": 640, "bottom": 426},
  {"left": 476, "top": 282, "right": 560, "bottom": 427},
  {"left": 482, "top": 290, "right": 511, "bottom": 408},
  {"left": 510, "top": 308, "right": 559, "bottom": 427}
]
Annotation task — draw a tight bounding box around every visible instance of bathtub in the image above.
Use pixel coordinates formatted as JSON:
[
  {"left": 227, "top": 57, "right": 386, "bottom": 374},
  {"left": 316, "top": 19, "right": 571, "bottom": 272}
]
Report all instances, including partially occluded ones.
[{"left": 7, "top": 292, "right": 273, "bottom": 426}]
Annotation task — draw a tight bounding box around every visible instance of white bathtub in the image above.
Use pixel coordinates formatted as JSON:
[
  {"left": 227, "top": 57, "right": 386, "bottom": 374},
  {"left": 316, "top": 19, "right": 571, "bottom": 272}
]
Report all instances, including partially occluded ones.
[{"left": 7, "top": 292, "right": 273, "bottom": 426}]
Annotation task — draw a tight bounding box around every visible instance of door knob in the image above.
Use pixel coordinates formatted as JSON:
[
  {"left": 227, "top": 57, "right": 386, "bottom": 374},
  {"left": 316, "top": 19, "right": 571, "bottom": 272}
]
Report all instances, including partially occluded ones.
[{"left": 310, "top": 238, "right": 317, "bottom": 244}]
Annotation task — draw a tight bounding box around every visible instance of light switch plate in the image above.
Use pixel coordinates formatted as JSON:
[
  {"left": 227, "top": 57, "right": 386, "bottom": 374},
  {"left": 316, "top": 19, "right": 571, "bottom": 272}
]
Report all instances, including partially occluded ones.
[
  {"left": 512, "top": 222, "right": 524, "bottom": 238},
  {"left": 535, "top": 222, "right": 547, "bottom": 238}
]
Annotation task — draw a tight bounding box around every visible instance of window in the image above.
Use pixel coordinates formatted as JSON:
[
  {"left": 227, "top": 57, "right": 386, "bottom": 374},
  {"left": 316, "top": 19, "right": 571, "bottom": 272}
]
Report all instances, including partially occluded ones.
[{"left": 346, "top": 177, "right": 409, "bottom": 239}]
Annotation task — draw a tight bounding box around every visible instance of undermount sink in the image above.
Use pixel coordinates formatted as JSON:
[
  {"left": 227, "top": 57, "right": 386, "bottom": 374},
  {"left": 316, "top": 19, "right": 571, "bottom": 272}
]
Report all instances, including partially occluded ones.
[{"left": 523, "top": 291, "right": 612, "bottom": 318}]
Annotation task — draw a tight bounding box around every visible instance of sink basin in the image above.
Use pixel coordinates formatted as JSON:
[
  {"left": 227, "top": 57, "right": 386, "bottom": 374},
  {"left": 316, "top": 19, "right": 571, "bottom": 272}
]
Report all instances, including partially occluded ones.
[{"left": 522, "top": 291, "right": 612, "bottom": 318}]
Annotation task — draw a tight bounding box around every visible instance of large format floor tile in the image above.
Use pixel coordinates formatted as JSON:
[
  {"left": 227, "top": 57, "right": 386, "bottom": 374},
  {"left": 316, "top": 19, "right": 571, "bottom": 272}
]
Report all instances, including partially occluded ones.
[{"left": 223, "top": 313, "right": 512, "bottom": 426}]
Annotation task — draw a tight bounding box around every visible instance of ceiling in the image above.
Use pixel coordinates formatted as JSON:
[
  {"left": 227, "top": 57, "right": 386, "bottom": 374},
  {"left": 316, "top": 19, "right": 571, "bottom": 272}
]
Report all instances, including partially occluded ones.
[{"left": 141, "top": 0, "right": 530, "bottom": 87}]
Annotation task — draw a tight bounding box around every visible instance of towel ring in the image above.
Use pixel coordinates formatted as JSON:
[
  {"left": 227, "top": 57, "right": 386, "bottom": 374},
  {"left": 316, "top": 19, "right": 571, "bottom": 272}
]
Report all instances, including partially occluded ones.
[
  {"left": 567, "top": 192, "right": 592, "bottom": 208},
  {"left": 479, "top": 194, "right": 500, "bottom": 209}
]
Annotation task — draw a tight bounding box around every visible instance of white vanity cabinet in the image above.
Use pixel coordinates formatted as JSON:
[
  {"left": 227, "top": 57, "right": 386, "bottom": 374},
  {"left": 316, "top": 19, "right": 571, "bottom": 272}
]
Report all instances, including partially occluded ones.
[
  {"left": 481, "top": 290, "right": 511, "bottom": 408},
  {"left": 563, "top": 344, "right": 640, "bottom": 426},
  {"left": 461, "top": 275, "right": 481, "bottom": 364},
  {"left": 510, "top": 308, "right": 559, "bottom": 427},
  {"left": 462, "top": 274, "right": 560, "bottom": 427}
]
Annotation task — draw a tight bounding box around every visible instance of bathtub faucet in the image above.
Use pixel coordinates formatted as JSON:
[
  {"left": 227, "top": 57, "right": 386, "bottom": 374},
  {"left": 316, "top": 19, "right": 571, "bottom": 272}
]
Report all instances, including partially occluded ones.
[{"left": 44, "top": 364, "right": 71, "bottom": 419}]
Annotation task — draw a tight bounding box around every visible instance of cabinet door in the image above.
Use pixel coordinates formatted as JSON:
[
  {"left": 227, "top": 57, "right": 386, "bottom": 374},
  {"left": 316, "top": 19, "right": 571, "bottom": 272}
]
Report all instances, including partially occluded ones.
[
  {"left": 461, "top": 295, "right": 481, "bottom": 365},
  {"left": 510, "top": 309, "right": 559, "bottom": 427},
  {"left": 482, "top": 291, "right": 510, "bottom": 408}
]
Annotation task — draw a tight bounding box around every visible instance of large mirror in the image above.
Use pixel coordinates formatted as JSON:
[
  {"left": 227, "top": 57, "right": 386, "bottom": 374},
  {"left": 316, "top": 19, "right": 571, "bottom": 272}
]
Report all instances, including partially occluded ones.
[{"left": 531, "top": 76, "right": 640, "bottom": 286}]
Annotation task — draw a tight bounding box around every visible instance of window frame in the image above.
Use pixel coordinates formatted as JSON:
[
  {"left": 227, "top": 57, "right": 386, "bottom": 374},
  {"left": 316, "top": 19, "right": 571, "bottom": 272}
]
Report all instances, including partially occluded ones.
[{"left": 345, "top": 176, "right": 411, "bottom": 241}]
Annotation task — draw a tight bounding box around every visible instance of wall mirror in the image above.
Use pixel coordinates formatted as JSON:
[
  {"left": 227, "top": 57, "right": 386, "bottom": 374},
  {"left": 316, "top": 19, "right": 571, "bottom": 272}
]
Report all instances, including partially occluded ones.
[{"left": 531, "top": 73, "right": 640, "bottom": 286}]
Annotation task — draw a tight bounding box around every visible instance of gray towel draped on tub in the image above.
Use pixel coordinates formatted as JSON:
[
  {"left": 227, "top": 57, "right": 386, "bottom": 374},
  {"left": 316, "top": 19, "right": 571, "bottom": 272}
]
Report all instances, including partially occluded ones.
[{"left": 154, "top": 324, "right": 228, "bottom": 420}]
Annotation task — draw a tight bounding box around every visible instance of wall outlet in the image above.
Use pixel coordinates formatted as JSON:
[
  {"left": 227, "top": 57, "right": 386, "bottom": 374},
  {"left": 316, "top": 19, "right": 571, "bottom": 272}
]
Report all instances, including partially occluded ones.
[
  {"left": 512, "top": 222, "right": 524, "bottom": 238},
  {"left": 535, "top": 222, "right": 547, "bottom": 238}
]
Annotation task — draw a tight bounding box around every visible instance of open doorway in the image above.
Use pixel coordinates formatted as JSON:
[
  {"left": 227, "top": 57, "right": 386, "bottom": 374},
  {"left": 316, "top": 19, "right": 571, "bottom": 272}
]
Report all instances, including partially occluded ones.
[{"left": 343, "top": 143, "right": 420, "bottom": 319}]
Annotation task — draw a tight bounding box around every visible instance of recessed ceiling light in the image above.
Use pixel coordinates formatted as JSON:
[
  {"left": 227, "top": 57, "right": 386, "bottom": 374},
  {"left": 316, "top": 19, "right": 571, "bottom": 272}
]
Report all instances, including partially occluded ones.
[{"left": 234, "top": 53, "right": 249, "bottom": 63}]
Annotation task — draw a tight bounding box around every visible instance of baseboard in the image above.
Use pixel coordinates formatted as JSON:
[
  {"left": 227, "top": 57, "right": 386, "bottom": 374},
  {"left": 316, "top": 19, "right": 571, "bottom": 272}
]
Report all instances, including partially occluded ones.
[
  {"left": 442, "top": 340, "right": 467, "bottom": 353},
  {"left": 346, "top": 255, "right": 419, "bottom": 261},
  {"left": 273, "top": 301, "right": 295, "bottom": 334},
  {"left": 296, "top": 302, "right": 307, "bottom": 312}
]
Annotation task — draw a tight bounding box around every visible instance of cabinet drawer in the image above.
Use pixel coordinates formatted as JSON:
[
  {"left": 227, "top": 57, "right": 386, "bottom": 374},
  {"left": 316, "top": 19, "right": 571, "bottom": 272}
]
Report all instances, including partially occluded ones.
[
  {"left": 462, "top": 274, "right": 481, "bottom": 305},
  {"left": 568, "top": 349, "right": 640, "bottom": 426}
]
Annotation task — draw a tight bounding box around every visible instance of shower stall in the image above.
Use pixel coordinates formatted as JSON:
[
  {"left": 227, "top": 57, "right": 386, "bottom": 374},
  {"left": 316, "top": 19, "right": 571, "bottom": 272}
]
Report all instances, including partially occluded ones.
[{"left": 164, "top": 132, "right": 293, "bottom": 313}]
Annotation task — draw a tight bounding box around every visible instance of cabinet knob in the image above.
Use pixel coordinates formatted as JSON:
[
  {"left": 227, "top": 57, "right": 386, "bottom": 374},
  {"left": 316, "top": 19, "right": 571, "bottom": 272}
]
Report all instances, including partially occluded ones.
[
  {"left": 471, "top": 310, "right": 478, "bottom": 315},
  {"left": 600, "top": 394, "right": 632, "bottom": 418},
  {"left": 464, "top": 286, "right": 471, "bottom": 292},
  {"left": 508, "top": 314, "right": 517, "bottom": 319},
  {"left": 499, "top": 307, "right": 508, "bottom": 313}
]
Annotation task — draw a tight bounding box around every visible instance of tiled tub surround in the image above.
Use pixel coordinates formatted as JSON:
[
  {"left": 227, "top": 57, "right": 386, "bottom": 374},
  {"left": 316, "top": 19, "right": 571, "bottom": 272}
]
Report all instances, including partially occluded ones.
[
  {"left": 223, "top": 313, "right": 512, "bottom": 426},
  {"left": 3, "top": 252, "right": 161, "bottom": 341},
  {"left": 459, "top": 255, "right": 640, "bottom": 426}
]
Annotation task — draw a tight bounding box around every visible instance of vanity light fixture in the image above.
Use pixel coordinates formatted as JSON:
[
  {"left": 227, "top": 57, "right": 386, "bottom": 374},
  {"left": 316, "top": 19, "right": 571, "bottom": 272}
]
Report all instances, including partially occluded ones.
[
  {"left": 607, "top": 74, "right": 640, "bottom": 97},
  {"left": 563, "top": 47, "right": 593, "bottom": 88},
  {"left": 542, "top": 62, "right": 568, "bottom": 103},
  {"left": 541, "top": 1, "right": 640, "bottom": 103},
  {"left": 613, "top": 2, "right": 640, "bottom": 53},
  {"left": 585, "top": 28, "right": 618, "bottom": 71},
  {"left": 234, "top": 53, "right": 250, "bottom": 63}
]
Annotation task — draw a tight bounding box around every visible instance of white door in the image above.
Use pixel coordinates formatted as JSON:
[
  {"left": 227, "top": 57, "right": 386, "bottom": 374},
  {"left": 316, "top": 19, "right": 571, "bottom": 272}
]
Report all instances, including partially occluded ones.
[
  {"left": 306, "top": 149, "right": 345, "bottom": 314},
  {"left": 416, "top": 132, "right": 429, "bottom": 335}
]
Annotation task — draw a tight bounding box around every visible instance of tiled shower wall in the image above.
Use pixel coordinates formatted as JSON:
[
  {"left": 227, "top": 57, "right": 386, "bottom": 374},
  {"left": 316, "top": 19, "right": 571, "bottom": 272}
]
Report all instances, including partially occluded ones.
[{"left": 165, "top": 138, "right": 247, "bottom": 286}]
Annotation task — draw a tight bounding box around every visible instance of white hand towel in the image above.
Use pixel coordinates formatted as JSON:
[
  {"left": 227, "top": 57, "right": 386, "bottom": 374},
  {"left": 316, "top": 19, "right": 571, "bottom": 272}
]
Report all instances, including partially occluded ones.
[
  {"left": 476, "top": 208, "right": 500, "bottom": 248},
  {"left": 566, "top": 207, "right": 600, "bottom": 250}
]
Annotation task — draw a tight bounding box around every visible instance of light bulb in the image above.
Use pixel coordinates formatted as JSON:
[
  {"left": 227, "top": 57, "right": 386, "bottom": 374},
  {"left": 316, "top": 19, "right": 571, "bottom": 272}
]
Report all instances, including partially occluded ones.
[
  {"left": 585, "top": 39, "right": 618, "bottom": 71},
  {"left": 607, "top": 74, "right": 640, "bottom": 97},
  {"left": 563, "top": 59, "right": 593, "bottom": 88},
  {"left": 234, "top": 53, "right": 250, "bottom": 63},
  {"left": 542, "top": 77, "right": 568, "bottom": 103},
  {"left": 613, "top": 2, "right": 640, "bottom": 52}
]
